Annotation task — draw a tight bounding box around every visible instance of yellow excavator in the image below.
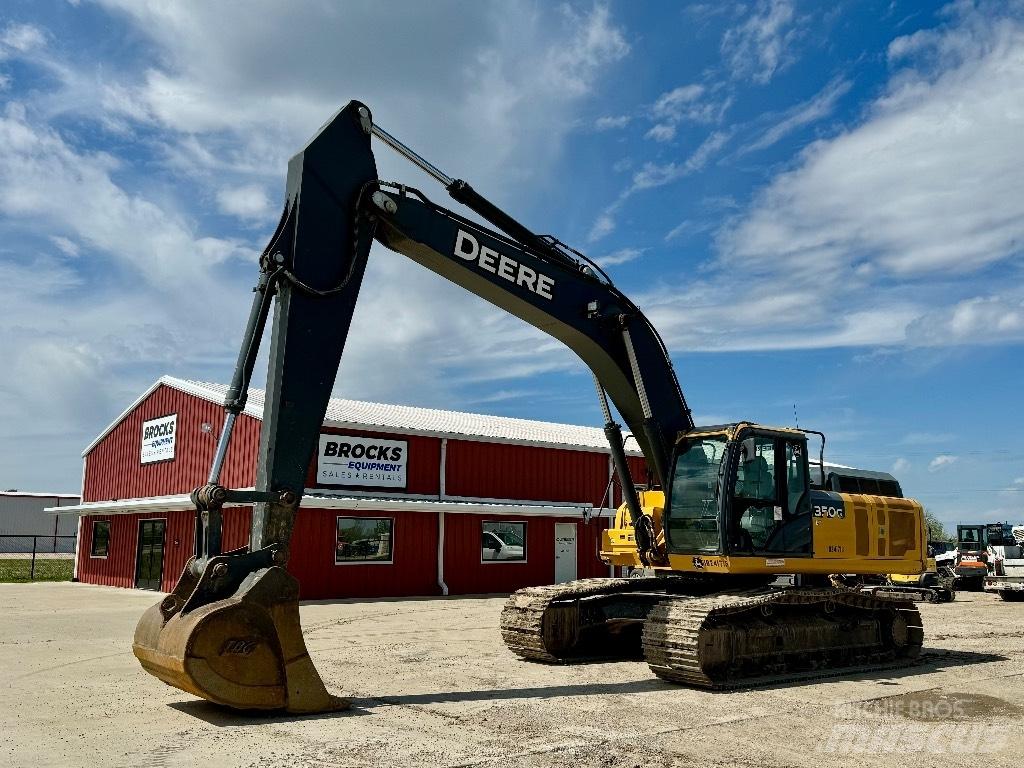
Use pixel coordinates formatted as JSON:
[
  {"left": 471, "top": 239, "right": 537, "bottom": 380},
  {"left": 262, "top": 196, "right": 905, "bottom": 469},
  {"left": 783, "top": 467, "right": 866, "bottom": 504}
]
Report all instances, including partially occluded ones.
[{"left": 133, "top": 101, "right": 928, "bottom": 710}]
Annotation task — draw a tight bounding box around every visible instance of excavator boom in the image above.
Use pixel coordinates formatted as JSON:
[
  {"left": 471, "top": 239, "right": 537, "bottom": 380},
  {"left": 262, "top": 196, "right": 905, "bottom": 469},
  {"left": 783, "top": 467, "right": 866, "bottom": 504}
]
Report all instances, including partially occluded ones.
[{"left": 133, "top": 100, "right": 691, "bottom": 711}]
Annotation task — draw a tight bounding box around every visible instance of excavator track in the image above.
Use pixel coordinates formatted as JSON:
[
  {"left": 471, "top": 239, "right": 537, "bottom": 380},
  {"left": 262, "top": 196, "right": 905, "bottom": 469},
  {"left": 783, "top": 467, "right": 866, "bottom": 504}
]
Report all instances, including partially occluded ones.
[
  {"left": 501, "top": 577, "right": 668, "bottom": 662},
  {"left": 642, "top": 588, "right": 923, "bottom": 689}
]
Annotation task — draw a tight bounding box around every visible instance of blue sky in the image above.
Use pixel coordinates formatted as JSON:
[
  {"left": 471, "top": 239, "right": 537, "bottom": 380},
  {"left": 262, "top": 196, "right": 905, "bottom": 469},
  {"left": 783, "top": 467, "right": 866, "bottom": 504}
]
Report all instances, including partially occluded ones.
[{"left": 0, "top": 1, "right": 1022, "bottom": 528}]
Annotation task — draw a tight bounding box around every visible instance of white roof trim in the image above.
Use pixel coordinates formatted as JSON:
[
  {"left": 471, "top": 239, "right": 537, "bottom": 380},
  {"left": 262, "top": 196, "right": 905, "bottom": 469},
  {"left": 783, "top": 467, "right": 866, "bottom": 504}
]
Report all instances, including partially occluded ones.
[
  {"left": 45, "top": 493, "right": 595, "bottom": 519},
  {"left": 0, "top": 491, "right": 81, "bottom": 499},
  {"left": 83, "top": 375, "right": 642, "bottom": 458}
]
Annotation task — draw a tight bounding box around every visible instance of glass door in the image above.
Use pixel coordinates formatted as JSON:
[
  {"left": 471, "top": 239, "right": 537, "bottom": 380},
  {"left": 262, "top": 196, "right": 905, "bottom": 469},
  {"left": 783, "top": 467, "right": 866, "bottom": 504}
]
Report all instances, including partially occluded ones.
[{"left": 135, "top": 519, "right": 166, "bottom": 590}]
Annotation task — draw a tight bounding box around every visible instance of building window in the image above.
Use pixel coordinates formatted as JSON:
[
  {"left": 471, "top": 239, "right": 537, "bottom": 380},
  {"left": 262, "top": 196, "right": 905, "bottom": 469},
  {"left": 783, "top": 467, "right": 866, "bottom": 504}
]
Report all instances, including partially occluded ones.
[
  {"left": 336, "top": 517, "right": 393, "bottom": 564},
  {"left": 91, "top": 520, "right": 111, "bottom": 558},
  {"left": 481, "top": 521, "right": 527, "bottom": 562}
]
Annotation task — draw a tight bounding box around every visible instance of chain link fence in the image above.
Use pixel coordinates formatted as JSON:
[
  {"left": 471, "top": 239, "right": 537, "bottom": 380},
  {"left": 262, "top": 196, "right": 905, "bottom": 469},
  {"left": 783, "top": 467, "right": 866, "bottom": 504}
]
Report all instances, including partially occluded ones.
[{"left": 0, "top": 535, "right": 76, "bottom": 582}]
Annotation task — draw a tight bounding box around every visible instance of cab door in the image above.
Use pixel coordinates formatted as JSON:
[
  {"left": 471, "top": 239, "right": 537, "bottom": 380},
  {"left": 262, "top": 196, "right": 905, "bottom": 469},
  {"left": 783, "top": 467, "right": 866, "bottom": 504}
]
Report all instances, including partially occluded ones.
[{"left": 730, "top": 435, "right": 811, "bottom": 555}]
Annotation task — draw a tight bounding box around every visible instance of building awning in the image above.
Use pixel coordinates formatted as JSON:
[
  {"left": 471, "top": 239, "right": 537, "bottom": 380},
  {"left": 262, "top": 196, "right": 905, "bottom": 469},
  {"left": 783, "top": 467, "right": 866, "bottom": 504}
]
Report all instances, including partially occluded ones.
[{"left": 45, "top": 492, "right": 601, "bottom": 519}]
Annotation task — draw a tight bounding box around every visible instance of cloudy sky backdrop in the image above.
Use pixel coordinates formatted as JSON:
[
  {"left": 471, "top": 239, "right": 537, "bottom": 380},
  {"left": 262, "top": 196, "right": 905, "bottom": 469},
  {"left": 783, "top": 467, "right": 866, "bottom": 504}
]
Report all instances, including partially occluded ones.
[{"left": 1, "top": 1, "right": 1022, "bottom": 528}]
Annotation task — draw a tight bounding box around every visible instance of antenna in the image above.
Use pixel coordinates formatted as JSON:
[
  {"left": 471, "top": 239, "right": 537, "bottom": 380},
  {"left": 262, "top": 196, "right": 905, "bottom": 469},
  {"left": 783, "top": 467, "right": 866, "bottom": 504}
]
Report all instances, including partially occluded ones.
[{"left": 793, "top": 403, "right": 799, "bottom": 429}]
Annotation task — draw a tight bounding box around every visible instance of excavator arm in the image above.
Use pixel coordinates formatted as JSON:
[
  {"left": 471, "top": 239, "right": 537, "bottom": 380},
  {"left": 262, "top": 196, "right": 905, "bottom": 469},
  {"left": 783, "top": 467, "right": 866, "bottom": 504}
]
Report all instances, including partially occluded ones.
[{"left": 132, "top": 100, "right": 692, "bottom": 712}]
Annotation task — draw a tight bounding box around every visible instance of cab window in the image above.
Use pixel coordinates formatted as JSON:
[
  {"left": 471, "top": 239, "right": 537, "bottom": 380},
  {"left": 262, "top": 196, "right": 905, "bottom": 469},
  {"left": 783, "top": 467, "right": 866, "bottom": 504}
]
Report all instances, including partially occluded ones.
[
  {"left": 734, "top": 437, "right": 775, "bottom": 500},
  {"left": 666, "top": 436, "right": 727, "bottom": 554}
]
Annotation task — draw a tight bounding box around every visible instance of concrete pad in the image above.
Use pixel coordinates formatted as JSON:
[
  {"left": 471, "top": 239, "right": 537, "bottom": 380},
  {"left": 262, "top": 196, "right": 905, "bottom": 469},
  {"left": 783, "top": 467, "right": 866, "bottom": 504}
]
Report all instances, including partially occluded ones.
[{"left": 1, "top": 583, "right": 1022, "bottom": 767}]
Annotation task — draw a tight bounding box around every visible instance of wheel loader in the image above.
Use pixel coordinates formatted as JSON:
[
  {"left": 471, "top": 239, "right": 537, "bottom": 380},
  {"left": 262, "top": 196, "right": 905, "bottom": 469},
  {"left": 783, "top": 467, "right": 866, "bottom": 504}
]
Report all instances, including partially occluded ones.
[{"left": 133, "top": 101, "right": 928, "bottom": 711}]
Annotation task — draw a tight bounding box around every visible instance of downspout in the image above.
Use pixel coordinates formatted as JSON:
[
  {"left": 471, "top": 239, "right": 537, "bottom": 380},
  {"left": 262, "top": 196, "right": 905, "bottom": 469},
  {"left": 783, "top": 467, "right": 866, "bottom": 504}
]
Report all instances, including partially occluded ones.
[
  {"left": 437, "top": 511, "right": 448, "bottom": 596},
  {"left": 73, "top": 515, "right": 83, "bottom": 582},
  {"left": 437, "top": 438, "right": 449, "bottom": 595},
  {"left": 73, "top": 455, "right": 87, "bottom": 581}
]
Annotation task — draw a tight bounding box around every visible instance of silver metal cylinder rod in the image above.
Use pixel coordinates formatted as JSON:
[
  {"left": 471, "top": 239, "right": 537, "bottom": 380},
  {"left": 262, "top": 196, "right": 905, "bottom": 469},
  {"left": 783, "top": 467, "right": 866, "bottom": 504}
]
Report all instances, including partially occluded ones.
[
  {"left": 370, "top": 123, "right": 455, "bottom": 187},
  {"left": 207, "top": 411, "right": 238, "bottom": 485},
  {"left": 593, "top": 374, "right": 614, "bottom": 424},
  {"left": 621, "top": 326, "right": 654, "bottom": 420}
]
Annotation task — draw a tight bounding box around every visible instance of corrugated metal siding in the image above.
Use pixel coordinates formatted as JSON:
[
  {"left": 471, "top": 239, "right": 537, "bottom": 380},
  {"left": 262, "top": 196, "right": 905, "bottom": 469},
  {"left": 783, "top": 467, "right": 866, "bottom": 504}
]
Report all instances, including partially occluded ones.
[
  {"left": 77, "top": 507, "right": 610, "bottom": 596},
  {"left": 627, "top": 455, "right": 649, "bottom": 485},
  {"left": 444, "top": 441, "right": 610, "bottom": 503},
  {"left": 287, "top": 508, "right": 440, "bottom": 600},
  {"left": 0, "top": 495, "right": 80, "bottom": 536},
  {"left": 578, "top": 518, "right": 613, "bottom": 579},
  {"left": 77, "top": 511, "right": 178, "bottom": 590},
  {"left": 611, "top": 455, "right": 652, "bottom": 506},
  {"left": 442, "top": 513, "right": 609, "bottom": 594},
  {"left": 77, "top": 507, "right": 254, "bottom": 592},
  {"left": 223, "top": 506, "right": 253, "bottom": 552},
  {"left": 307, "top": 428, "right": 440, "bottom": 496},
  {"left": 83, "top": 385, "right": 261, "bottom": 503}
]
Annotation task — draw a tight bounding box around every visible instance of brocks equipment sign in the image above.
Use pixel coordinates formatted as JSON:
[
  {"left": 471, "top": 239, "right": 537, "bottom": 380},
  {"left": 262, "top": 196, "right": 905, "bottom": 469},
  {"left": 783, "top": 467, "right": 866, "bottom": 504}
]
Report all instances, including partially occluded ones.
[
  {"left": 317, "top": 434, "right": 407, "bottom": 488},
  {"left": 141, "top": 414, "right": 177, "bottom": 464}
]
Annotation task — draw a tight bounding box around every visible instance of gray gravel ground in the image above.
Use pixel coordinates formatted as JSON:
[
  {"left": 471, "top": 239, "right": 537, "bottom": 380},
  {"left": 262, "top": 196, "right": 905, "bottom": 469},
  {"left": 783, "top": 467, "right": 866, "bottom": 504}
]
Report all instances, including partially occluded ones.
[{"left": 1, "top": 583, "right": 1021, "bottom": 767}]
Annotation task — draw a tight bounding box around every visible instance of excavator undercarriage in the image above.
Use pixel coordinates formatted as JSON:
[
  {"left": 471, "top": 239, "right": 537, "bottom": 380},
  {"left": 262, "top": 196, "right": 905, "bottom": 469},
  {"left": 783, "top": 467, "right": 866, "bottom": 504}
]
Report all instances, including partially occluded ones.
[
  {"left": 501, "top": 578, "right": 923, "bottom": 688},
  {"left": 499, "top": 577, "right": 925, "bottom": 692}
]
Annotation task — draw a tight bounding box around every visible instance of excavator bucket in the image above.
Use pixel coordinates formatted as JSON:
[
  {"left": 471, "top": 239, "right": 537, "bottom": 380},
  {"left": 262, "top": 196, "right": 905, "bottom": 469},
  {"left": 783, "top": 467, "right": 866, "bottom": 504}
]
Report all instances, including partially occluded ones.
[{"left": 133, "top": 562, "right": 346, "bottom": 713}]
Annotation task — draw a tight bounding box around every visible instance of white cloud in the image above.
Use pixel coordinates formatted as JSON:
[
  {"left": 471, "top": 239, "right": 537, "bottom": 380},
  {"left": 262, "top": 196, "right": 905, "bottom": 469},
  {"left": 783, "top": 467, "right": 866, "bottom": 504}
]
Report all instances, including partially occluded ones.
[
  {"left": 0, "top": 23, "right": 47, "bottom": 55},
  {"left": 587, "top": 212, "right": 616, "bottom": 243},
  {"left": 664, "top": 214, "right": 719, "bottom": 241},
  {"left": 741, "top": 77, "right": 852, "bottom": 154},
  {"left": 216, "top": 184, "right": 271, "bottom": 221},
  {"left": 643, "top": 84, "right": 730, "bottom": 143},
  {"left": 630, "top": 130, "right": 732, "bottom": 192},
  {"left": 928, "top": 454, "right": 958, "bottom": 472},
  {"left": 723, "top": 11, "right": 1024, "bottom": 279},
  {"left": 588, "top": 129, "right": 732, "bottom": 244},
  {"left": 645, "top": 123, "right": 676, "bottom": 142},
  {"left": 594, "top": 248, "right": 643, "bottom": 267},
  {"left": 0, "top": 103, "right": 249, "bottom": 283},
  {"left": 49, "top": 235, "right": 80, "bottom": 257},
  {"left": 651, "top": 85, "right": 706, "bottom": 121},
  {"left": 907, "top": 295, "right": 1024, "bottom": 346},
  {"left": 721, "top": 0, "right": 799, "bottom": 84},
  {"left": 892, "top": 457, "right": 910, "bottom": 474},
  {"left": 900, "top": 431, "right": 955, "bottom": 445},
  {"left": 641, "top": 281, "right": 918, "bottom": 352},
  {"left": 595, "top": 115, "right": 631, "bottom": 130},
  {"left": 685, "top": 7, "right": 1024, "bottom": 353}
]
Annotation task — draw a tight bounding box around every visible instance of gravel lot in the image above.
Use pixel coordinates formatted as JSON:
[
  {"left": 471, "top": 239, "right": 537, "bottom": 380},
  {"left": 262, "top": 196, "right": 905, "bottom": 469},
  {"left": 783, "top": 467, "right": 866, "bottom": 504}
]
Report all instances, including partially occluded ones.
[{"left": 1, "top": 582, "right": 1022, "bottom": 768}]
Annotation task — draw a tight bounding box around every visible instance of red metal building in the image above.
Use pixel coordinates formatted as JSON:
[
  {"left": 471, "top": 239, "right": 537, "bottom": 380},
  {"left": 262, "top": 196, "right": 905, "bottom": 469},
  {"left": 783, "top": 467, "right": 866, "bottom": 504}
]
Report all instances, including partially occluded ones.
[{"left": 54, "top": 377, "right": 645, "bottom": 599}]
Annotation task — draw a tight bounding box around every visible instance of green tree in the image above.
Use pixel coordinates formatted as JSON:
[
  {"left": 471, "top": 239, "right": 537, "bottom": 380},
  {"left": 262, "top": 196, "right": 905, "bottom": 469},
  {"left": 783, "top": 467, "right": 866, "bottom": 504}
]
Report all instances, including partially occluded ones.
[{"left": 923, "top": 509, "right": 952, "bottom": 543}]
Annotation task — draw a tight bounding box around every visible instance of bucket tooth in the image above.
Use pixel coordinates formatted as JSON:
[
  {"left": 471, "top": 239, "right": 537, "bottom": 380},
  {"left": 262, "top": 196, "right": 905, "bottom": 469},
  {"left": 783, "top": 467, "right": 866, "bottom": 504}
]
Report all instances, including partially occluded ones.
[{"left": 133, "top": 565, "right": 346, "bottom": 713}]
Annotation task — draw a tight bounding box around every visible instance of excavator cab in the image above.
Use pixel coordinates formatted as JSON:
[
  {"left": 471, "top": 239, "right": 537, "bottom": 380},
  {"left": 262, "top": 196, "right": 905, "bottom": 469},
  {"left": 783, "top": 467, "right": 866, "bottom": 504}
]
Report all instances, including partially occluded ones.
[{"left": 663, "top": 424, "right": 813, "bottom": 559}]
